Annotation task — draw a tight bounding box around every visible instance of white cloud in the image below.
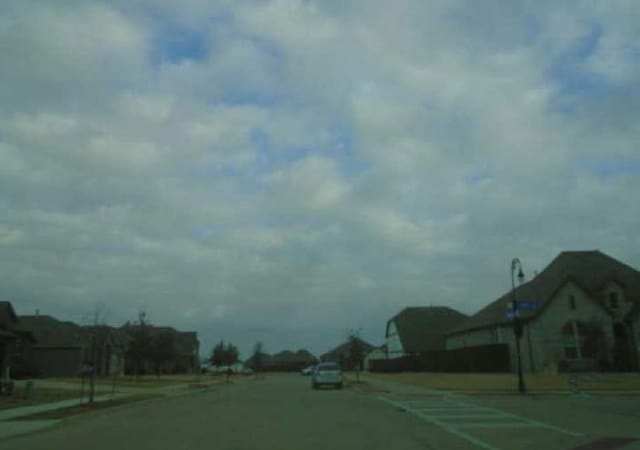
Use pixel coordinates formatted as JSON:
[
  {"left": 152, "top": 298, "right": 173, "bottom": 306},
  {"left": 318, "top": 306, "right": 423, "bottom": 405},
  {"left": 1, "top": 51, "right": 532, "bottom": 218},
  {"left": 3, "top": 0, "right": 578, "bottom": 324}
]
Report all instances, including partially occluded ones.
[{"left": 1, "top": 0, "right": 639, "bottom": 357}]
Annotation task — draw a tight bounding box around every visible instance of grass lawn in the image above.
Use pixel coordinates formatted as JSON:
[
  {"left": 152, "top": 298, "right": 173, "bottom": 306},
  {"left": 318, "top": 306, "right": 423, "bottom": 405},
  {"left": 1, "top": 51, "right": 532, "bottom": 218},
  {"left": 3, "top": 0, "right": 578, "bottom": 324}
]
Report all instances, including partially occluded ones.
[
  {"left": 0, "top": 387, "right": 80, "bottom": 411},
  {"left": 57, "top": 375, "right": 206, "bottom": 389},
  {"left": 367, "top": 372, "right": 640, "bottom": 392},
  {"left": 13, "top": 394, "right": 161, "bottom": 420}
]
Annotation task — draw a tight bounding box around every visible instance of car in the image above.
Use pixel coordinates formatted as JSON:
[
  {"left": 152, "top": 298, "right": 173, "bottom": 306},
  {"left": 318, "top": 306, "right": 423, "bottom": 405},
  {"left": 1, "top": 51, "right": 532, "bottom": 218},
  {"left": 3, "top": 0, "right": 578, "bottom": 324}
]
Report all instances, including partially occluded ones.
[
  {"left": 300, "top": 365, "right": 316, "bottom": 376},
  {"left": 311, "top": 362, "right": 343, "bottom": 389}
]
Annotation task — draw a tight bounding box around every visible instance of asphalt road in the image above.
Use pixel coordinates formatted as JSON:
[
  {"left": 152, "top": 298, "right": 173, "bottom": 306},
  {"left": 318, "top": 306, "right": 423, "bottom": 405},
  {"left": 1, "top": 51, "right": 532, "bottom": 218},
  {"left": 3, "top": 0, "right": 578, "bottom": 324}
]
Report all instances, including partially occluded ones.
[{"left": 3, "top": 374, "right": 640, "bottom": 450}]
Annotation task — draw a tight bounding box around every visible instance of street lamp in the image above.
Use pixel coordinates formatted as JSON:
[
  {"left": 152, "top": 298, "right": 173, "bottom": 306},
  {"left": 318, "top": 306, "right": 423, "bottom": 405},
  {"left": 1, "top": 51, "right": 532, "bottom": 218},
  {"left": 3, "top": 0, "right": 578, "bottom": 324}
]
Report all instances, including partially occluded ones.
[{"left": 511, "top": 258, "right": 526, "bottom": 394}]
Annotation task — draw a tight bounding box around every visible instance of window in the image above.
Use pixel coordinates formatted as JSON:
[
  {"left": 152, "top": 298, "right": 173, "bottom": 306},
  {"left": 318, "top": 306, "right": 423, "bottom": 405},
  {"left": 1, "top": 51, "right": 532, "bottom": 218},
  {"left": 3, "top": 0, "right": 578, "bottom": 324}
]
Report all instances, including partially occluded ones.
[
  {"left": 569, "top": 295, "right": 576, "bottom": 310},
  {"left": 562, "top": 320, "right": 590, "bottom": 360},
  {"left": 609, "top": 292, "right": 619, "bottom": 310}
]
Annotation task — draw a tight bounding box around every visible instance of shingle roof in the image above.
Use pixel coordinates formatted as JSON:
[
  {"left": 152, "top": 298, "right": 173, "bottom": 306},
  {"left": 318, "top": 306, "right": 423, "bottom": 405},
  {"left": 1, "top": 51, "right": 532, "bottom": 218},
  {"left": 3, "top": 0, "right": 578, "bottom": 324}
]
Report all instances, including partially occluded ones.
[
  {"left": 20, "top": 315, "right": 88, "bottom": 348},
  {"left": 449, "top": 250, "right": 640, "bottom": 336},
  {"left": 0, "top": 301, "right": 18, "bottom": 327},
  {"left": 387, "top": 306, "right": 468, "bottom": 353},
  {"left": 320, "top": 338, "right": 376, "bottom": 361}
]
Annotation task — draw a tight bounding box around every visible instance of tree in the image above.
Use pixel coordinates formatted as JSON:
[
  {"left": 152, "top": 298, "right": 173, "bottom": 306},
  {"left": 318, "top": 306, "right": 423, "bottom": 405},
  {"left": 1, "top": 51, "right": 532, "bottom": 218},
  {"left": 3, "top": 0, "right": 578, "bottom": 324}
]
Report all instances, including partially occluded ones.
[
  {"left": 348, "top": 330, "right": 364, "bottom": 383},
  {"left": 223, "top": 343, "right": 239, "bottom": 383},
  {"left": 128, "top": 311, "right": 153, "bottom": 380},
  {"left": 150, "top": 331, "right": 176, "bottom": 378},
  {"left": 211, "top": 340, "right": 226, "bottom": 370},
  {"left": 251, "top": 342, "right": 264, "bottom": 377}
]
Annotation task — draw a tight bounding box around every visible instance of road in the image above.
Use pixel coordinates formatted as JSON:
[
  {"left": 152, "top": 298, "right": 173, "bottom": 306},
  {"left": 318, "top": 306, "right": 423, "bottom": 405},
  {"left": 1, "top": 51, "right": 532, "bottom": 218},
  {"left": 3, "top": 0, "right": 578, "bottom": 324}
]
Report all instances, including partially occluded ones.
[{"left": 3, "top": 374, "right": 639, "bottom": 450}]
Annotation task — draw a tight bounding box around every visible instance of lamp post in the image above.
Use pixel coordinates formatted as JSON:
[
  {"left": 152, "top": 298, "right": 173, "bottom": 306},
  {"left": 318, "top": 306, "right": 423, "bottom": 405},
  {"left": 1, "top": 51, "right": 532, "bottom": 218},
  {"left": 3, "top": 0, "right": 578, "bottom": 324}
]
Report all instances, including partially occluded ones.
[{"left": 511, "top": 258, "right": 526, "bottom": 394}]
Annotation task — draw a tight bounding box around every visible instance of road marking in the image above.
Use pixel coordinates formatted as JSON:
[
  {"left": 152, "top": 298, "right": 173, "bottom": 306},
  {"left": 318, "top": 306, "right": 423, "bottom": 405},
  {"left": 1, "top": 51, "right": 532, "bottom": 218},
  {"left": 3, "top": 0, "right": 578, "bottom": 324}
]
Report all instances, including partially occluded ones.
[
  {"left": 379, "top": 396, "right": 500, "bottom": 450},
  {"left": 379, "top": 394, "right": 584, "bottom": 450}
]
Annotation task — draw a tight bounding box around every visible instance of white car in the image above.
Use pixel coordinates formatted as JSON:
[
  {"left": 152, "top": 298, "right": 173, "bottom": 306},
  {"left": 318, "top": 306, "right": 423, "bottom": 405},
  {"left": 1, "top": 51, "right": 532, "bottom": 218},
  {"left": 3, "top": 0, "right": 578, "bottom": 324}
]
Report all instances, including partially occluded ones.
[
  {"left": 311, "top": 362, "right": 343, "bottom": 389},
  {"left": 300, "top": 365, "right": 316, "bottom": 376}
]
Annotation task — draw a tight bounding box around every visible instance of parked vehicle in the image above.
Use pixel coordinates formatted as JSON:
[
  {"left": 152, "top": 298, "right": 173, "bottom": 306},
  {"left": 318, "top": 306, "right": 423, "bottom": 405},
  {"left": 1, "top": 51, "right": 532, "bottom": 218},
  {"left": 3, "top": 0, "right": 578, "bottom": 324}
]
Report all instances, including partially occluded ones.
[
  {"left": 311, "top": 362, "right": 343, "bottom": 389},
  {"left": 300, "top": 365, "right": 316, "bottom": 376}
]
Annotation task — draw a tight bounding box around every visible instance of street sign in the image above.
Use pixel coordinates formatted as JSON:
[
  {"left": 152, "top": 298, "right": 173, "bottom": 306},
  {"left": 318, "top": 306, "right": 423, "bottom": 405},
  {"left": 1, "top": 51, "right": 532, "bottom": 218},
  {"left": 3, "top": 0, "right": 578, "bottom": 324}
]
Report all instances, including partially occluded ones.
[
  {"left": 505, "top": 300, "right": 538, "bottom": 311},
  {"left": 517, "top": 301, "right": 538, "bottom": 311},
  {"left": 506, "top": 310, "right": 519, "bottom": 320}
]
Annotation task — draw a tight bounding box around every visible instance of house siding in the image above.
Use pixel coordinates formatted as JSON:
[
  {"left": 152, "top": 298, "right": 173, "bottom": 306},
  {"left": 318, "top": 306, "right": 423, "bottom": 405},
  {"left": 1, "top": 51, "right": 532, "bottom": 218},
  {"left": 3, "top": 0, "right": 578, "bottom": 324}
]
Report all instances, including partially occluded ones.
[
  {"left": 28, "top": 347, "right": 85, "bottom": 377},
  {"left": 530, "top": 281, "right": 614, "bottom": 372},
  {"left": 386, "top": 321, "right": 404, "bottom": 357},
  {"left": 447, "top": 281, "right": 616, "bottom": 373}
]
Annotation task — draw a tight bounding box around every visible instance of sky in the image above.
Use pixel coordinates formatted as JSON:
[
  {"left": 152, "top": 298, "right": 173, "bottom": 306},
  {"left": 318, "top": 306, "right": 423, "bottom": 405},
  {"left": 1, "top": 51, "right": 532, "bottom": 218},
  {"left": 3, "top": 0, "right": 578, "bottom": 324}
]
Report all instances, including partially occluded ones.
[{"left": 1, "top": 0, "right": 639, "bottom": 360}]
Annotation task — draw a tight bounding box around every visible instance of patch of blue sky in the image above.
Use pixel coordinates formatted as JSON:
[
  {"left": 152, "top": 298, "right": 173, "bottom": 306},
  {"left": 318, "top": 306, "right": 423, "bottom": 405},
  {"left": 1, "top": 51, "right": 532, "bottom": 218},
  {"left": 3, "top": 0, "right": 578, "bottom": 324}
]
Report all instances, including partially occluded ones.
[
  {"left": 464, "top": 168, "right": 492, "bottom": 186},
  {"left": 151, "top": 26, "right": 208, "bottom": 65},
  {"left": 580, "top": 157, "right": 640, "bottom": 180},
  {"left": 545, "top": 23, "right": 611, "bottom": 112}
]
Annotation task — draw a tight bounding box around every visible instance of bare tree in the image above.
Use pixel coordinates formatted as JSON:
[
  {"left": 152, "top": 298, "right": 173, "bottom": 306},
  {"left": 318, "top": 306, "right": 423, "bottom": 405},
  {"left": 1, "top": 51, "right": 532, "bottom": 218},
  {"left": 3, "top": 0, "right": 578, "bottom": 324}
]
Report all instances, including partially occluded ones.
[
  {"left": 84, "top": 307, "right": 110, "bottom": 405},
  {"left": 348, "top": 330, "right": 364, "bottom": 383},
  {"left": 127, "top": 310, "right": 153, "bottom": 380},
  {"left": 251, "top": 341, "right": 264, "bottom": 378}
]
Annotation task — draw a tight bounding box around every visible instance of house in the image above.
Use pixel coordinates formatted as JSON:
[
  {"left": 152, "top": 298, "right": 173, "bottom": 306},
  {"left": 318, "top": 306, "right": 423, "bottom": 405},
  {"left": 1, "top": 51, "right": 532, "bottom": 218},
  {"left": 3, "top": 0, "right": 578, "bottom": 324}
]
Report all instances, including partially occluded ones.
[
  {"left": 121, "top": 324, "right": 200, "bottom": 375},
  {"left": 320, "top": 338, "right": 375, "bottom": 369},
  {"left": 19, "top": 314, "right": 90, "bottom": 377},
  {"left": 386, "top": 306, "right": 468, "bottom": 358},
  {"left": 363, "top": 345, "right": 387, "bottom": 371},
  {"left": 81, "top": 325, "right": 128, "bottom": 376},
  {"left": 244, "top": 349, "right": 317, "bottom": 372},
  {"left": 0, "top": 301, "right": 36, "bottom": 380},
  {"left": 174, "top": 331, "right": 200, "bottom": 373},
  {"left": 446, "top": 250, "right": 640, "bottom": 373}
]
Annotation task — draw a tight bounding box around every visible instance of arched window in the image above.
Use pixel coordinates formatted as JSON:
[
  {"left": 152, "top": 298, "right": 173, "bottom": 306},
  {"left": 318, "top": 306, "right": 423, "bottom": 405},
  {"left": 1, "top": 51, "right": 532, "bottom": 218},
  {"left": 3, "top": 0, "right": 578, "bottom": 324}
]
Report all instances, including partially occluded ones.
[{"left": 562, "top": 320, "right": 590, "bottom": 359}]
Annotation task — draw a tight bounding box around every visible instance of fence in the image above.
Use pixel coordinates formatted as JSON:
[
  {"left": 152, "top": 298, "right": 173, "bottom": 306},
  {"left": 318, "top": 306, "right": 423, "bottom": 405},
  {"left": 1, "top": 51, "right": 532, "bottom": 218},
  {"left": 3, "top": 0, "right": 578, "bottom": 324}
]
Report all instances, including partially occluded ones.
[{"left": 370, "top": 344, "right": 510, "bottom": 373}]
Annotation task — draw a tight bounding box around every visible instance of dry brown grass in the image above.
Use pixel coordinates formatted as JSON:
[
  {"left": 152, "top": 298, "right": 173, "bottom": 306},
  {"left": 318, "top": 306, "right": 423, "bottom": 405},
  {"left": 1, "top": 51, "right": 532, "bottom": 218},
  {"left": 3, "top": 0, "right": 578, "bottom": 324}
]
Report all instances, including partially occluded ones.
[{"left": 367, "top": 372, "right": 640, "bottom": 392}]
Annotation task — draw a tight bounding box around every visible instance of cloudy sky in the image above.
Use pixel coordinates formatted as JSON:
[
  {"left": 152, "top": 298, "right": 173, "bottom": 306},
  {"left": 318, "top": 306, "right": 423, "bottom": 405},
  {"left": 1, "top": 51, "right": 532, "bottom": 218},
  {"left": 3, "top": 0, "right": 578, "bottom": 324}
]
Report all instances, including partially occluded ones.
[{"left": 1, "top": 0, "right": 639, "bottom": 359}]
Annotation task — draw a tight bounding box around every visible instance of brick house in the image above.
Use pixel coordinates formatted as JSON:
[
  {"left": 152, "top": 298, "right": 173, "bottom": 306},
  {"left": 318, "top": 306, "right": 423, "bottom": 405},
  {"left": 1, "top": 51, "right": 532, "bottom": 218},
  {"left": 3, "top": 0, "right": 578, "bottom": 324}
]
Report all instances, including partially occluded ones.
[
  {"left": 446, "top": 251, "right": 640, "bottom": 373},
  {"left": 0, "top": 301, "right": 36, "bottom": 380}
]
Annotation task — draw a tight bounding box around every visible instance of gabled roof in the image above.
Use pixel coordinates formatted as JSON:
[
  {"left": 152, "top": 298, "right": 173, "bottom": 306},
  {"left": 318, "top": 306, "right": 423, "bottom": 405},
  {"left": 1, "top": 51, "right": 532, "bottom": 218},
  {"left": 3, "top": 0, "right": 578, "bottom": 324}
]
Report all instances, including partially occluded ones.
[
  {"left": 0, "top": 301, "right": 18, "bottom": 327},
  {"left": 320, "top": 337, "right": 376, "bottom": 361},
  {"left": 20, "top": 315, "right": 88, "bottom": 348},
  {"left": 386, "top": 306, "right": 468, "bottom": 353},
  {"left": 449, "top": 250, "right": 640, "bottom": 336},
  {"left": 271, "top": 349, "right": 317, "bottom": 364}
]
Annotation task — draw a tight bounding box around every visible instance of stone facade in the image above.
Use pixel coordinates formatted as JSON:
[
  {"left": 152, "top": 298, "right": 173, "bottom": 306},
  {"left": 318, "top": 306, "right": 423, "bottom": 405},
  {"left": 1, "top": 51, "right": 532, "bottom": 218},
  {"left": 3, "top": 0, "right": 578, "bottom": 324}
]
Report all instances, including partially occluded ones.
[{"left": 447, "top": 280, "right": 628, "bottom": 373}]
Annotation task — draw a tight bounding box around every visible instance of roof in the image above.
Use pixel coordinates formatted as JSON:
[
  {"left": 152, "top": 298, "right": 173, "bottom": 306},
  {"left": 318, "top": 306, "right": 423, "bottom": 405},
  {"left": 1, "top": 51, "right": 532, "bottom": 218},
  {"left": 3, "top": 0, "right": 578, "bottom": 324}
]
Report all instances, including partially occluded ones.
[
  {"left": 449, "top": 250, "right": 640, "bottom": 336},
  {"left": 271, "top": 349, "right": 317, "bottom": 364},
  {"left": 386, "top": 306, "right": 468, "bottom": 353},
  {"left": 320, "top": 337, "right": 376, "bottom": 361},
  {"left": 20, "top": 315, "right": 88, "bottom": 348},
  {"left": 0, "top": 301, "right": 18, "bottom": 327}
]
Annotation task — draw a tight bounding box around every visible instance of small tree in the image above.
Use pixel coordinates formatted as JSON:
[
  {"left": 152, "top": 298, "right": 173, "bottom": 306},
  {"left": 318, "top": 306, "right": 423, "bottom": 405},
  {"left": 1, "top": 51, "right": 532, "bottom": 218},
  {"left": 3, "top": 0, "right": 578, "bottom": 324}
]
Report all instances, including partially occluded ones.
[
  {"left": 348, "top": 331, "right": 364, "bottom": 383},
  {"left": 223, "top": 343, "right": 239, "bottom": 383},
  {"left": 150, "top": 331, "right": 176, "bottom": 378},
  {"left": 128, "top": 311, "right": 153, "bottom": 380},
  {"left": 251, "top": 342, "right": 264, "bottom": 377},
  {"left": 211, "top": 340, "right": 226, "bottom": 372}
]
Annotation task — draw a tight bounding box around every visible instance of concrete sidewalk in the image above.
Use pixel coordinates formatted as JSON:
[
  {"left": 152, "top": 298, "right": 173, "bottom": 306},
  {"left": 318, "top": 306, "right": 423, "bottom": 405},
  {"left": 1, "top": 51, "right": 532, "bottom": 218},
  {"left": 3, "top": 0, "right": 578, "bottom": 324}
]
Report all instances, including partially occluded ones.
[
  {"left": 0, "top": 394, "right": 129, "bottom": 441},
  {"left": 0, "top": 394, "right": 129, "bottom": 421}
]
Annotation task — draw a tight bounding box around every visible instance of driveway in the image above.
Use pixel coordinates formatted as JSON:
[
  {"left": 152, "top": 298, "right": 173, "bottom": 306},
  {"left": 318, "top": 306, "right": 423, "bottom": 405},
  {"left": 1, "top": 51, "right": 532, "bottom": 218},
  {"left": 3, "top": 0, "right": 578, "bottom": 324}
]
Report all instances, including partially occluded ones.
[{"left": 3, "top": 374, "right": 639, "bottom": 450}]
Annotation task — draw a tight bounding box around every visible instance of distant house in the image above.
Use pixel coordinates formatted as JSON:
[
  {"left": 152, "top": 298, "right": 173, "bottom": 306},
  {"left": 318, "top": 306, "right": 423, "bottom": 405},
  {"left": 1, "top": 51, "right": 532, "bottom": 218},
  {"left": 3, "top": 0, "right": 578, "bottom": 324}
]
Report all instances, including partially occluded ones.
[
  {"left": 446, "top": 250, "right": 640, "bottom": 373},
  {"left": 174, "top": 331, "right": 200, "bottom": 373},
  {"left": 363, "top": 345, "right": 387, "bottom": 371},
  {"left": 245, "top": 349, "right": 317, "bottom": 372},
  {"left": 386, "top": 306, "right": 468, "bottom": 358},
  {"left": 320, "top": 338, "right": 376, "bottom": 369},
  {"left": 0, "top": 301, "right": 35, "bottom": 379},
  {"left": 82, "top": 325, "right": 128, "bottom": 376},
  {"left": 19, "top": 314, "right": 90, "bottom": 377},
  {"left": 121, "top": 324, "right": 200, "bottom": 375}
]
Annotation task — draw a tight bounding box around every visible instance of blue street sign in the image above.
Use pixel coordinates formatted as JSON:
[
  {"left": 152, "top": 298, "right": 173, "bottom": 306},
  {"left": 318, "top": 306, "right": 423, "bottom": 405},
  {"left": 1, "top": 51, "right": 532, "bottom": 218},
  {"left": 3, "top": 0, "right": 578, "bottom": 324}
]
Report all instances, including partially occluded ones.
[
  {"left": 517, "top": 301, "right": 538, "bottom": 311},
  {"left": 506, "top": 310, "right": 518, "bottom": 320}
]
